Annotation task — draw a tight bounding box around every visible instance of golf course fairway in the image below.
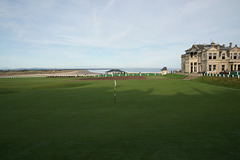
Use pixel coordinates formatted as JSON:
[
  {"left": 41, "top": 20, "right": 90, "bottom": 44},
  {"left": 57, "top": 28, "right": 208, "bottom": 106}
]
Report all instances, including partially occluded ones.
[{"left": 0, "top": 77, "right": 240, "bottom": 159}]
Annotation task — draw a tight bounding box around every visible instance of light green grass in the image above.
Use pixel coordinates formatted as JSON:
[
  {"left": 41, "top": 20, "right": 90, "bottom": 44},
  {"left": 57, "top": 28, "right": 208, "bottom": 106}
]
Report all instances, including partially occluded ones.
[
  {"left": 0, "top": 78, "right": 240, "bottom": 160},
  {"left": 147, "top": 74, "right": 187, "bottom": 79},
  {"left": 163, "top": 74, "right": 187, "bottom": 79},
  {"left": 192, "top": 76, "right": 240, "bottom": 89}
]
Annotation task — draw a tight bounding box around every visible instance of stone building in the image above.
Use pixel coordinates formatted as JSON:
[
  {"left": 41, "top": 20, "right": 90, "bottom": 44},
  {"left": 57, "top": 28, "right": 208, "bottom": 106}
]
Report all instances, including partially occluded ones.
[{"left": 181, "top": 42, "right": 240, "bottom": 73}]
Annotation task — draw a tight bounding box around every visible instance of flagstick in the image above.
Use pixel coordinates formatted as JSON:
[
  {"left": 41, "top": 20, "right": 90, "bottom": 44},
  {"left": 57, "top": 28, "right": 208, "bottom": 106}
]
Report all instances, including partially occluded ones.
[
  {"left": 114, "top": 80, "right": 116, "bottom": 104},
  {"left": 114, "top": 89, "right": 116, "bottom": 104}
]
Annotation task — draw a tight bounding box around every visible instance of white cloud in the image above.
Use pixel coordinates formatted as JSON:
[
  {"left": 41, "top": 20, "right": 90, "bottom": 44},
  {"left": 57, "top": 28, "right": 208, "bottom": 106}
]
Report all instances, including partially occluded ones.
[
  {"left": 0, "top": 0, "right": 240, "bottom": 69},
  {"left": 105, "top": 0, "right": 117, "bottom": 10}
]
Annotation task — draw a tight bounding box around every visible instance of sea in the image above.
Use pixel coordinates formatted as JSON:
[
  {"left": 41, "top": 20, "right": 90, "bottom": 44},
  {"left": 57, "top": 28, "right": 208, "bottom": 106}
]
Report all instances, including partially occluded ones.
[
  {"left": 89, "top": 68, "right": 180, "bottom": 74},
  {"left": 0, "top": 67, "right": 180, "bottom": 74}
]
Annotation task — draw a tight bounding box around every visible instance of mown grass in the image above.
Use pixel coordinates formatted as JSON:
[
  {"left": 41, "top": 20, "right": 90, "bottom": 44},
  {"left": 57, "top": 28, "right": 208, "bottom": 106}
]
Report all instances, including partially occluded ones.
[
  {"left": 147, "top": 74, "right": 187, "bottom": 79},
  {"left": 0, "top": 78, "right": 240, "bottom": 160},
  {"left": 163, "top": 74, "right": 187, "bottom": 79},
  {"left": 192, "top": 76, "right": 240, "bottom": 89}
]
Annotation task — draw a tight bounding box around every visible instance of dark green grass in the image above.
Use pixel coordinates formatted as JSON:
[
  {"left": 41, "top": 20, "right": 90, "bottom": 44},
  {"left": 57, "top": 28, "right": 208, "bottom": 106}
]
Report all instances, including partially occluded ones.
[
  {"left": 192, "top": 76, "right": 240, "bottom": 89},
  {"left": 147, "top": 74, "right": 187, "bottom": 79},
  {"left": 0, "top": 78, "right": 240, "bottom": 160}
]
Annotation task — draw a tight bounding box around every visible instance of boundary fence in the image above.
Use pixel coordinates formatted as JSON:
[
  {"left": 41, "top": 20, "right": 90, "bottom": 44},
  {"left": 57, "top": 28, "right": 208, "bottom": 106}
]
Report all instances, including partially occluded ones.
[
  {"left": 0, "top": 75, "right": 90, "bottom": 79},
  {"left": 0, "top": 76, "right": 47, "bottom": 79},
  {"left": 203, "top": 73, "right": 240, "bottom": 78},
  {"left": 94, "top": 73, "right": 162, "bottom": 77},
  {"left": 0, "top": 73, "right": 163, "bottom": 79}
]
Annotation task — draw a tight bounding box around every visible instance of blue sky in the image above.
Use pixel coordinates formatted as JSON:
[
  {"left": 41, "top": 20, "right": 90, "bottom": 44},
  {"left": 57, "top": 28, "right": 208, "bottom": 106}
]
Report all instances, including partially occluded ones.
[{"left": 0, "top": 0, "right": 240, "bottom": 69}]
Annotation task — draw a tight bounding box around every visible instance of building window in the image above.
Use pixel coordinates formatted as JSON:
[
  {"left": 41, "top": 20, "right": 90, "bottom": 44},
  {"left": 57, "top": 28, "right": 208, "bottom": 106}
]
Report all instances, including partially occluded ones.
[
  {"left": 213, "top": 65, "right": 216, "bottom": 71},
  {"left": 222, "top": 53, "right": 225, "bottom": 59},
  {"left": 209, "top": 53, "right": 212, "bottom": 59},
  {"left": 234, "top": 65, "right": 237, "bottom": 70},
  {"left": 234, "top": 53, "right": 237, "bottom": 59},
  {"left": 209, "top": 65, "right": 212, "bottom": 71},
  {"left": 222, "top": 65, "right": 225, "bottom": 71},
  {"left": 190, "top": 52, "right": 193, "bottom": 58},
  {"left": 238, "top": 65, "right": 240, "bottom": 71},
  {"left": 194, "top": 62, "right": 197, "bottom": 72},
  {"left": 213, "top": 53, "right": 217, "bottom": 59},
  {"left": 191, "top": 62, "right": 193, "bottom": 72},
  {"left": 231, "top": 53, "right": 232, "bottom": 59}
]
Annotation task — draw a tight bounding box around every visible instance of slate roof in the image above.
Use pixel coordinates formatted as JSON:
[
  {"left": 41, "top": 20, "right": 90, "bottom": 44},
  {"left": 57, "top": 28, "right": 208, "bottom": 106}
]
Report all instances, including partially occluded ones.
[
  {"left": 186, "top": 43, "right": 232, "bottom": 53},
  {"left": 107, "top": 69, "right": 125, "bottom": 72},
  {"left": 161, "top": 67, "right": 167, "bottom": 71}
]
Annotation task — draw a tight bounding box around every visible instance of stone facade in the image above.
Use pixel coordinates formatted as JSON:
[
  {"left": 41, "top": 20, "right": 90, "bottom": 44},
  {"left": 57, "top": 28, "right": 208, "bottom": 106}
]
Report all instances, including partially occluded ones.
[{"left": 181, "top": 42, "right": 240, "bottom": 73}]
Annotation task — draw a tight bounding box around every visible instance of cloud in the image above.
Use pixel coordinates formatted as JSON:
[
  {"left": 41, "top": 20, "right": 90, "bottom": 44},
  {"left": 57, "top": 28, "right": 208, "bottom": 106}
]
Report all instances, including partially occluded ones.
[
  {"left": 63, "top": 52, "right": 88, "bottom": 58},
  {"left": 0, "top": 0, "right": 240, "bottom": 69},
  {"left": 105, "top": 0, "right": 117, "bottom": 9}
]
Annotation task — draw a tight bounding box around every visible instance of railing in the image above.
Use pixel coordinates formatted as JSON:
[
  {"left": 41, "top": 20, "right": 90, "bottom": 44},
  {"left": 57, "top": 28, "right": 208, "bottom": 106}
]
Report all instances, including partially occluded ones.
[
  {"left": 0, "top": 76, "right": 47, "bottom": 79},
  {"left": 94, "top": 73, "right": 162, "bottom": 78},
  {"left": 0, "top": 73, "right": 164, "bottom": 79},
  {"left": 203, "top": 73, "right": 240, "bottom": 78}
]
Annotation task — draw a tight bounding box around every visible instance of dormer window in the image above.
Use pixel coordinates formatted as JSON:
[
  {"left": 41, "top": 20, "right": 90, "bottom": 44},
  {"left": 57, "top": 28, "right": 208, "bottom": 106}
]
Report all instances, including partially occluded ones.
[
  {"left": 222, "top": 53, "right": 225, "bottom": 59},
  {"left": 209, "top": 53, "right": 212, "bottom": 59},
  {"left": 190, "top": 52, "right": 193, "bottom": 58},
  {"left": 234, "top": 53, "right": 237, "bottom": 59},
  {"left": 213, "top": 53, "right": 217, "bottom": 59}
]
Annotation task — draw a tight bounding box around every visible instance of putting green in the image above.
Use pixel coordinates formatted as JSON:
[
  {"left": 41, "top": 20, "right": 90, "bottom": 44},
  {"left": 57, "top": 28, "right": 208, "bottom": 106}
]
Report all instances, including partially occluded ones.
[{"left": 0, "top": 78, "right": 240, "bottom": 159}]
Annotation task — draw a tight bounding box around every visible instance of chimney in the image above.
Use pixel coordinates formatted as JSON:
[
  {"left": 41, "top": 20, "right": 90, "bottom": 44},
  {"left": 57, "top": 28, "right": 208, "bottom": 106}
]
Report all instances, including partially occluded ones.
[
  {"left": 229, "top": 42, "right": 232, "bottom": 48},
  {"left": 211, "top": 41, "right": 215, "bottom": 47},
  {"left": 235, "top": 44, "right": 238, "bottom": 47},
  {"left": 223, "top": 44, "right": 225, "bottom": 47},
  {"left": 217, "top": 44, "right": 220, "bottom": 50}
]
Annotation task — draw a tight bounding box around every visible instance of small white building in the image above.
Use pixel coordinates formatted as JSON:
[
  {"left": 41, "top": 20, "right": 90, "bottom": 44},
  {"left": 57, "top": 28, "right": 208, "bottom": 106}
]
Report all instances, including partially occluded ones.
[{"left": 161, "top": 67, "right": 167, "bottom": 75}]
